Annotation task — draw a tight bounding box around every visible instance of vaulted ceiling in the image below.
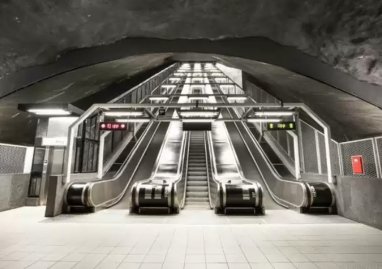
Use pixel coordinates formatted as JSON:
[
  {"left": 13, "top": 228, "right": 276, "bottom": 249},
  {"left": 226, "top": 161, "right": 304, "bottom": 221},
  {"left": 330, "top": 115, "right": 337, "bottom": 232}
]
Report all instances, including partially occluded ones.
[{"left": 0, "top": 0, "right": 382, "bottom": 144}]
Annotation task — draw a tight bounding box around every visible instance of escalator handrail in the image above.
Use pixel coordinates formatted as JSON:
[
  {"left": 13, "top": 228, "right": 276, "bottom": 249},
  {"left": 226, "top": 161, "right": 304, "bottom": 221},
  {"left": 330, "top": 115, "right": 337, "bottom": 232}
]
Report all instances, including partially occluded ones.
[
  {"left": 133, "top": 91, "right": 189, "bottom": 189},
  {"left": 111, "top": 122, "right": 147, "bottom": 177},
  {"left": 180, "top": 132, "right": 190, "bottom": 209},
  {"left": 203, "top": 132, "right": 214, "bottom": 210},
  {"left": 228, "top": 107, "right": 310, "bottom": 208},
  {"left": 221, "top": 118, "right": 264, "bottom": 188},
  {"left": 224, "top": 107, "right": 290, "bottom": 208},
  {"left": 87, "top": 121, "right": 160, "bottom": 207},
  {"left": 246, "top": 121, "right": 293, "bottom": 179},
  {"left": 206, "top": 131, "right": 233, "bottom": 186}
]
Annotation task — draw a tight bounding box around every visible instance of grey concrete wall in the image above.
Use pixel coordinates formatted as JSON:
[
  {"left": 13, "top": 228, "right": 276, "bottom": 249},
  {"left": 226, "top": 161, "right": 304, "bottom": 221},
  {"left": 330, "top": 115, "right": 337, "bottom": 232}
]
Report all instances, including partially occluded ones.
[
  {"left": 0, "top": 174, "right": 29, "bottom": 211},
  {"left": 336, "top": 176, "right": 382, "bottom": 230}
]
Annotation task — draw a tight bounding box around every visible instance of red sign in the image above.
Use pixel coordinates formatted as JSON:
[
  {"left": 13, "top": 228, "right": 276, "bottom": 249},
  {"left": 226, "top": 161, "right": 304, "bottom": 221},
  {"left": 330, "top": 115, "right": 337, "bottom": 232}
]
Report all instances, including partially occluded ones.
[
  {"left": 99, "top": 122, "right": 127, "bottom": 131},
  {"left": 351, "top": 155, "right": 364, "bottom": 175}
]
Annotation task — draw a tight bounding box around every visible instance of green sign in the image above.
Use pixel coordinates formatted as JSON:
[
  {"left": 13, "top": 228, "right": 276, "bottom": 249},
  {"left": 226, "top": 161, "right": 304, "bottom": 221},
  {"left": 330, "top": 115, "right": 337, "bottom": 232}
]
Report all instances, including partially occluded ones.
[{"left": 267, "top": 122, "right": 296, "bottom": 131}]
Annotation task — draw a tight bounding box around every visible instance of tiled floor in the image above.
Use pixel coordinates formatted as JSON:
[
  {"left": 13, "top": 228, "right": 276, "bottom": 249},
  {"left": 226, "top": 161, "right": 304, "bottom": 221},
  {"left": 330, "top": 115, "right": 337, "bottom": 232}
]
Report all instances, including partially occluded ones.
[{"left": 0, "top": 207, "right": 382, "bottom": 269}]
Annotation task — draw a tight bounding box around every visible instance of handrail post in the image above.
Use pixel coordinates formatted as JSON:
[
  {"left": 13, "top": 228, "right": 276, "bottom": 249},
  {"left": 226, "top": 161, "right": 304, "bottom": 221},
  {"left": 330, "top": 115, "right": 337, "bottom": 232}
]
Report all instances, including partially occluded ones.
[
  {"left": 287, "top": 131, "right": 301, "bottom": 180},
  {"left": 97, "top": 131, "right": 110, "bottom": 179}
]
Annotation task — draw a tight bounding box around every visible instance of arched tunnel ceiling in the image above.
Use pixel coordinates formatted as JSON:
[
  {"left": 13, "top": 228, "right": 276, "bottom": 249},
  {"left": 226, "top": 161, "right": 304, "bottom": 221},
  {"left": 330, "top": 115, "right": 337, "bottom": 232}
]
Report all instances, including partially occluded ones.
[
  {"left": 1, "top": 0, "right": 382, "bottom": 87},
  {"left": 1, "top": 52, "right": 382, "bottom": 145},
  {"left": 0, "top": 1, "right": 382, "bottom": 144}
]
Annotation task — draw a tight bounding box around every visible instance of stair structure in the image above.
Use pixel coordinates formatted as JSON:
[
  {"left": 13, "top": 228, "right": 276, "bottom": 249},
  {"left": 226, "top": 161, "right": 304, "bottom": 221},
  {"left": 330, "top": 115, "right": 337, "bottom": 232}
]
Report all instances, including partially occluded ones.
[{"left": 185, "top": 131, "right": 210, "bottom": 209}]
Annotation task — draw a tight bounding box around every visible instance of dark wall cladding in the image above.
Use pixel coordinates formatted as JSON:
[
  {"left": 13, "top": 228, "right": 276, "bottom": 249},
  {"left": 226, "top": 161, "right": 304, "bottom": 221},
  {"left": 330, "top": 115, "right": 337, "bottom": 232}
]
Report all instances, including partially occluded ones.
[
  {"left": 340, "top": 139, "right": 378, "bottom": 178},
  {"left": 243, "top": 79, "right": 281, "bottom": 104},
  {"left": 0, "top": 144, "right": 26, "bottom": 174}
]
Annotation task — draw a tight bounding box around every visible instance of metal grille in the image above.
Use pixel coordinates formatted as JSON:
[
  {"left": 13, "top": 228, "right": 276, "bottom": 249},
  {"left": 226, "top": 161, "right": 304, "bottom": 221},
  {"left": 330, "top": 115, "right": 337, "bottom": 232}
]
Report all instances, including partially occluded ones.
[
  {"left": 330, "top": 140, "right": 341, "bottom": 175},
  {"left": 0, "top": 144, "right": 27, "bottom": 174},
  {"left": 278, "top": 131, "right": 288, "bottom": 154},
  {"left": 301, "top": 121, "right": 319, "bottom": 173},
  {"left": 341, "top": 139, "right": 378, "bottom": 177},
  {"left": 376, "top": 137, "right": 382, "bottom": 176},
  {"left": 287, "top": 133, "right": 295, "bottom": 160},
  {"left": 72, "top": 64, "right": 177, "bottom": 173},
  {"left": 244, "top": 81, "right": 281, "bottom": 104},
  {"left": 318, "top": 132, "right": 327, "bottom": 174}
]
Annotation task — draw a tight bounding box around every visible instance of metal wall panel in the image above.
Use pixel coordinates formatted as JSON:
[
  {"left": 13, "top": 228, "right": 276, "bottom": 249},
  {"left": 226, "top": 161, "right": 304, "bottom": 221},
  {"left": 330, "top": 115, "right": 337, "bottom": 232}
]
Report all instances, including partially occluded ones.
[{"left": 341, "top": 139, "right": 377, "bottom": 177}]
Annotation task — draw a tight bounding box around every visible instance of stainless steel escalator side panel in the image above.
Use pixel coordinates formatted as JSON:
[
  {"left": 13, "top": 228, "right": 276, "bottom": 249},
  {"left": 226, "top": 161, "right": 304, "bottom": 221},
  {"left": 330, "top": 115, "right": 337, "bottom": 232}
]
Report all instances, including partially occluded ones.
[
  {"left": 224, "top": 104, "right": 310, "bottom": 209},
  {"left": 87, "top": 121, "right": 164, "bottom": 207},
  {"left": 179, "top": 132, "right": 190, "bottom": 209},
  {"left": 234, "top": 120, "right": 310, "bottom": 208}
]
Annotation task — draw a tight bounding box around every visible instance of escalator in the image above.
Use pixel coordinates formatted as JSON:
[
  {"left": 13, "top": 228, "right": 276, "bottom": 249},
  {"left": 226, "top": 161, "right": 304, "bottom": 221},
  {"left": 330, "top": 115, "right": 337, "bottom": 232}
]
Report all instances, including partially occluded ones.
[
  {"left": 224, "top": 120, "right": 285, "bottom": 210},
  {"left": 66, "top": 121, "right": 170, "bottom": 211},
  {"left": 247, "top": 124, "right": 294, "bottom": 179},
  {"left": 224, "top": 105, "right": 335, "bottom": 213},
  {"left": 184, "top": 131, "right": 210, "bottom": 209},
  {"left": 108, "top": 123, "right": 149, "bottom": 174}
]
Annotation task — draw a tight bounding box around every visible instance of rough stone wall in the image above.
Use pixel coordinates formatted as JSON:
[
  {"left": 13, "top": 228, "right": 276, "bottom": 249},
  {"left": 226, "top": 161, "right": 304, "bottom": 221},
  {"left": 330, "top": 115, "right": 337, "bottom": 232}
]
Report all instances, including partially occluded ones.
[{"left": 0, "top": 0, "right": 381, "bottom": 86}]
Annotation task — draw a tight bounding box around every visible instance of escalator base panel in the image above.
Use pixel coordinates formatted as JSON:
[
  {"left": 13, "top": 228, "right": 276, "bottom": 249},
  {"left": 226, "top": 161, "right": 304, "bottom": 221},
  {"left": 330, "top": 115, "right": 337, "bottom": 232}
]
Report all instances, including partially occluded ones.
[
  {"left": 224, "top": 207, "right": 257, "bottom": 215},
  {"left": 137, "top": 207, "right": 171, "bottom": 214},
  {"left": 301, "top": 206, "right": 336, "bottom": 215},
  {"left": 69, "top": 206, "right": 95, "bottom": 214}
]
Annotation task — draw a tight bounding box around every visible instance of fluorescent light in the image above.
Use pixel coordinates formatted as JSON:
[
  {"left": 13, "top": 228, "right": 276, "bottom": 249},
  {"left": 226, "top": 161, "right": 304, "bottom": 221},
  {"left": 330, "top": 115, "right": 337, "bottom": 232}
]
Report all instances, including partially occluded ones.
[
  {"left": 161, "top": 85, "right": 176, "bottom": 88},
  {"left": 178, "top": 111, "right": 220, "bottom": 118},
  {"left": 188, "top": 97, "right": 209, "bottom": 101},
  {"left": 254, "top": 111, "right": 295, "bottom": 116},
  {"left": 182, "top": 119, "right": 214, "bottom": 123},
  {"left": 116, "top": 118, "right": 150, "bottom": 123},
  {"left": 27, "top": 109, "right": 71, "bottom": 116},
  {"left": 149, "top": 97, "right": 169, "bottom": 101},
  {"left": 104, "top": 111, "right": 144, "bottom": 117},
  {"left": 247, "top": 118, "right": 282, "bottom": 123},
  {"left": 227, "top": 96, "right": 247, "bottom": 101}
]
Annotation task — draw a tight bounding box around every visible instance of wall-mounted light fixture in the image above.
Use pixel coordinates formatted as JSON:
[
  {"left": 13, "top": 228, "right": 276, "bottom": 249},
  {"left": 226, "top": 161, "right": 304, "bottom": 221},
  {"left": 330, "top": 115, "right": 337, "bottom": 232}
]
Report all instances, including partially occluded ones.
[{"left": 18, "top": 103, "right": 83, "bottom": 116}]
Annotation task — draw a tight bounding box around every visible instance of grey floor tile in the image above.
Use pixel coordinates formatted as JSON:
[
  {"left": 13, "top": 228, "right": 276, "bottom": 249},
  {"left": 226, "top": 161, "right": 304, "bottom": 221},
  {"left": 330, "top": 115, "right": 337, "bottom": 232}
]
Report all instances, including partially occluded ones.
[
  {"left": 207, "top": 263, "right": 229, "bottom": 269},
  {"left": 228, "top": 263, "right": 251, "bottom": 269},
  {"left": 2, "top": 261, "right": 34, "bottom": 269},
  {"left": 272, "top": 263, "right": 296, "bottom": 269},
  {"left": 162, "top": 262, "right": 185, "bottom": 269},
  {"left": 249, "top": 263, "right": 273, "bottom": 269},
  {"left": 117, "top": 262, "right": 141, "bottom": 269},
  {"left": 185, "top": 263, "right": 206, "bottom": 269},
  {"left": 50, "top": 262, "right": 77, "bottom": 269},
  {"left": 124, "top": 255, "right": 145, "bottom": 263},
  {"left": 206, "top": 254, "right": 226, "bottom": 263},
  {"left": 139, "top": 263, "right": 163, "bottom": 269},
  {"left": 27, "top": 261, "right": 55, "bottom": 269},
  {"left": 225, "top": 255, "right": 247, "bottom": 263},
  {"left": 293, "top": 263, "right": 318, "bottom": 269},
  {"left": 186, "top": 254, "right": 205, "bottom": 263}
]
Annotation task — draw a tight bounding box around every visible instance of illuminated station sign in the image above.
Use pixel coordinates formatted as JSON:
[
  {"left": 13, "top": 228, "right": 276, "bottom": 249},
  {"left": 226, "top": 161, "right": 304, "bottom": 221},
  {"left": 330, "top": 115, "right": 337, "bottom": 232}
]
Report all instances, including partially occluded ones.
[
  {"left": 99, "top": 122, "right": 127, "bottom": 131},
  {"left": 267, "top": 122, "right": 296, "bottom": 131}
]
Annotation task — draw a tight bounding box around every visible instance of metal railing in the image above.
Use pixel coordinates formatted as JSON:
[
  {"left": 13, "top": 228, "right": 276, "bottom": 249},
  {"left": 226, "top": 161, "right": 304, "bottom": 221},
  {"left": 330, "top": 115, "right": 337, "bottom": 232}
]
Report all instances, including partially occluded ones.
[
  {"left": 246, "top": 77, "right": 382, "bottom": 180},
  {"left": 65, "top": 64, "right": 177, "bottom": 181}
]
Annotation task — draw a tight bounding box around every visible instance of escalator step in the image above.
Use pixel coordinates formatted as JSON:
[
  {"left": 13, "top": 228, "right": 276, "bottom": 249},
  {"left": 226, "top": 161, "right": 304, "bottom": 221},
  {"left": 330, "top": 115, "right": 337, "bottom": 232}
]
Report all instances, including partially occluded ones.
[
  {"left": 187, "top": 181, "right": 208, "bottom": 186},
  {"left": 186, "top": 191, "right": 209, "bottom": 197},
  {"left": 188, "top": 171, "right": 207, "bottom": 176},
  {"left": 187, "top": 186, "right": 208, "bottom": 192},
  {"left": 187, "top": 197, "right": 209, "bottom": 202},
  {"left": 188, "top": 176, "right": 207, "bottom": 180}
]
